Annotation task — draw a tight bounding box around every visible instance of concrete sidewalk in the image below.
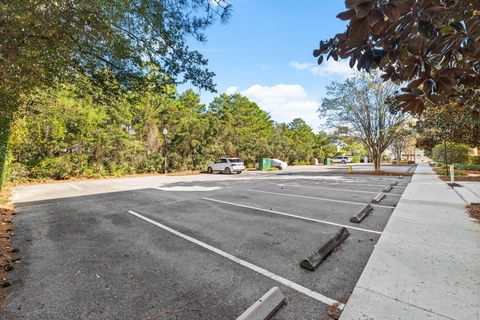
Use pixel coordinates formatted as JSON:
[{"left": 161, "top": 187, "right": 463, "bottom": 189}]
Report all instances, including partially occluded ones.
[{"left": 340, "top": 163, "right": 480, "bottom": 320}]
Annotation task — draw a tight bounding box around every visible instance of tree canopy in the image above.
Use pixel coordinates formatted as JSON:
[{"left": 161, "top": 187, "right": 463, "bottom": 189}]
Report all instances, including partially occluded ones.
[
  {"left": 314, "top": 0, "right": 480, "bottom": 114},
  {"left": 415, "top": 104, "right": 480, "bottom": 151},
  {"left": 0, "top": 0, "right": 232, "bottom": 186},
  {"left": 10, "top": 80, "right": 334, "bottom": 181},
  {"left": 320, "top": 72, "right": 410, "bottom": 171},
  {"left": 1, "top": 0, "right": 231, "bottom": 96}
]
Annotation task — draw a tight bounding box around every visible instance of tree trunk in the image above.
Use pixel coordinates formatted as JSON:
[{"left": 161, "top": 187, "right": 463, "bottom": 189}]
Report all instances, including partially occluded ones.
[
  {"left": 396, "top": 149, "right": 402, "bottom": 164},
  {"left": 374, "top": 154, "right": 381, "bottom": 172},
  {"left": 371, "top": 147, "right": 382, "bottom": 172}
]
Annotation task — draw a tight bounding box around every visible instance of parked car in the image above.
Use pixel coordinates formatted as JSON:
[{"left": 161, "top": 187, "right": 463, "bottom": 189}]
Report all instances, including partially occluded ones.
[
  {"left": 392, "top": 159, "right": 415, "bottom": 165},
  {"left": 270, "top": 158, "right": 288, "bottom": 170},
  {"left": 207, "top": 158, "right": 245, "bottom": 174},
  {"left": 331, "top": 156, "right": 352, "bottom": 164}
]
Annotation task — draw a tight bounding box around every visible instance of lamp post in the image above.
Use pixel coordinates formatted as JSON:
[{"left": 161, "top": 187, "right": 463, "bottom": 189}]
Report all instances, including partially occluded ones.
[{"left": 163, "top": 128, "right": 168, "bottom": 174}]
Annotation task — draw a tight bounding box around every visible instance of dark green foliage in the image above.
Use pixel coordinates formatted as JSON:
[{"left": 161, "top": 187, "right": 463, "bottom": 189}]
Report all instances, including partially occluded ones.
[
  {"left": 415, "top": 105, "right": 480, "bottom": 152},
  {"left": 469, "top": 156, "right": 480, "bottom": 165},
  {"left": 10, "top": 76, "right": 332, "bottom": 181},
  {"left": 208, "top": 94, "right": 274, "bottom": 165},
  {"left": 1, "top": 0, "right": 231, "bottom": 94},
  {"left": 0, "top": 0, "right": 232, "bottom": 186},
  {"left": 455, "top": 163, "right": 480, "bottom": 170},
  {"left": 432, "top": 143, "right": 471, "bottom": 164},
  {"left": 436, "top": 169, "right": 465, "bottom": 176},
  {"left": 0, "top": 91, "right": 17, "bottom": 186},
  {"left": 315, "top": 1, "right": 480, "bottom": 114}
]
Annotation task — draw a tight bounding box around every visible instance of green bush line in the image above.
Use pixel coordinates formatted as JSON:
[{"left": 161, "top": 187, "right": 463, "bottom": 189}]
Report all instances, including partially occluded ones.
[
  {"left": 8, "top": 79, "right": 342, "bottom": 182},
  {"left": 431, "top": 162, "right": 480, "bottom": 171},
  {"left": 436, "top": 169, "right": 466, "bottom": 176}
]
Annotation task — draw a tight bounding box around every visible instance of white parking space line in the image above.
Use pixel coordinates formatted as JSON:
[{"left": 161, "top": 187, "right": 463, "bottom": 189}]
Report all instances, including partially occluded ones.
[
  {"left": 277, "top": 184, "right": 402, "bottom": 196},
  {"left": 202, "top": 197, "right": 382, "bottom": 235},
  {"left": 247, "top": 189, "right": 396, "bottom": 209},
  {"left": 296, "top": 180, "right": 408, "bottom": 189},
  {"left": 67, "top": 183, "right": 82, "bottom": 190},
  {"left": 127, "top": 210, "right": 343, "bottom": 308},
  {"left": 344, "top": 183, "right": 407, "bottom": 189},
  {"left": 156, "top": 186, "right": 222, "bottom": 191},
  {"left": 318, "top": 181, "right": 407, "bottom": 188}
]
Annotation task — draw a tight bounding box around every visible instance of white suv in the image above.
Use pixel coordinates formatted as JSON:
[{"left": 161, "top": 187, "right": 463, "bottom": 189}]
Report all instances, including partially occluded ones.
[
  {"left": 331, "top": 156, "right": 352, "bottom": 164},
  {"left": 207, "top": 158, "right": 245, "bottom": 174}
]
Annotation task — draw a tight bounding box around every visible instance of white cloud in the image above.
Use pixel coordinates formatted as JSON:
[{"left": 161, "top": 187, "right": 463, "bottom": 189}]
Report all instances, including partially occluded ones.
[
  {"left": 241, "top": 84, "right": 321, "bottom": 131},
  {"left": 225, "top": 86, "right": 238, "bottom": 94},
  {"left": 289, "top": 61, "right": 313, "bottom": 71},
  {"left": 290, "top": 59, "right": 355, "bottom": 78}
]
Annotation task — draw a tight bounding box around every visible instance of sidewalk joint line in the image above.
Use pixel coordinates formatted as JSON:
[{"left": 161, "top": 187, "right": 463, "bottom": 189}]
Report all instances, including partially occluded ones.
[{"left": 356, "top": 286, "right": 456, "bottom": 320}]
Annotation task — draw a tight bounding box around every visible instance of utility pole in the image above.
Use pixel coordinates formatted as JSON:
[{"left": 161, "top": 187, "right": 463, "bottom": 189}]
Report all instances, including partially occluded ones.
[{"left": 163, "top": 128, "right": 168, "bottom": 174}]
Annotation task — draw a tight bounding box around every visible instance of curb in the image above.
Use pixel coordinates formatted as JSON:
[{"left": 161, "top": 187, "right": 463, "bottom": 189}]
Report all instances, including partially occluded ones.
[
  {"left": 236, "top": 287, "right": 285, "bottom": 320},
  {"left": 300, "top": 227, "right": 350, "bottom": 271},
  {"left": 350, "top": 204, "right": 373, "bottom": 223},
  {"left": 372, "top": 192, "right": 386, "bottom": 203},
  {"left": 453, "top": 185, "right": 480, "bottom": 205}
]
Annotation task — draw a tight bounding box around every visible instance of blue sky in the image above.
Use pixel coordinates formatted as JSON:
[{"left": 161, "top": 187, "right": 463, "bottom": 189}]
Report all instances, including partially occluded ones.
[{"left": 183, "top": 1, "right": 353, "bottom": 131}]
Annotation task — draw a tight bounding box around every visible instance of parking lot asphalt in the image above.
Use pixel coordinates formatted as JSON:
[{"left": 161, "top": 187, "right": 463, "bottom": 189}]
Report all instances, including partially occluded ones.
[{"left": 5, "top": 167, "right": 413, "bottom": 319}]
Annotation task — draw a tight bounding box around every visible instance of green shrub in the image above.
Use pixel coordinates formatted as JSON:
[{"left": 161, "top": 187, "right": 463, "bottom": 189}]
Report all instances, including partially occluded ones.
[
  {"left": 31, "top": 157, "right": 72, "bottom": 180},
  {"left": 352, "top": 155, "right": 360, "bottom": 163},
  {"left": 264, "top": 167, "right": 279, "bottom": 171},
  {"left": 436, "top": 169, "right": 466, "bottom": 176},
  {"left": 432, "top": 143, "right": 471, "bottom": 164},
  {"left": 9, "top": 162, "right": 30, "bottom": 182},
  {"left": 455, "top": 163, "right": 480, "bottom": 170},
  {"left": 469, "top": 155, "right": 480, "bottom": 165},
  {"left": 137, "top": 154, "right": 164, "bottom": 173}
]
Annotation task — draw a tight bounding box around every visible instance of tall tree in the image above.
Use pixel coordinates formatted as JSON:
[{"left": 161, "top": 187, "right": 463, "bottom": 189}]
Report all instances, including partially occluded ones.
[
  {"left": 389, "top": 127, "right": 416, "bottom": 164},
  {"left": 209, "top": 94, "right": 274, "bottom": 165},
  {"left": 10, "top": 73, "right": 140, "bottom": 179},
  {"left": 0, "top": 0, "right": 231, "bottom": 185},
  {"left": 268, "top": 123, "right": 294, "bottom": 162},
  {"left": 415, "top": 104, "right": 480, "bottom": 151},
  {"left": 314, "top": 0, "right": 480, "bottom": 114},
  {"left": 286, "top": 118, "right": 316, "bottom": 164},
  {"left": 320, "top": 72, "right": 409, "bottom": 171},
  {"left": 313, "top": 132, "right": 338, "bottom": 164}
]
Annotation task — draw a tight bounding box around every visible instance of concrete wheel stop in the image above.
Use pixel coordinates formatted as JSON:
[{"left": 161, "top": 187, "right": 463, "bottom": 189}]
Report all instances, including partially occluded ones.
[
  {"left": 236, "top": 287, "right": 285, "bottom": 320},
  {"left": 372, "top": 192, "right": 386, "bottom": 203},
  {"left": 383, "top": 184, "right": 393, "bottom": 192},
  {"left": 350, "top": 204, "right": 373, "bottom": 223},
  {"left": 300, "top": 227, "right": 350, "bottom": 271}
]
